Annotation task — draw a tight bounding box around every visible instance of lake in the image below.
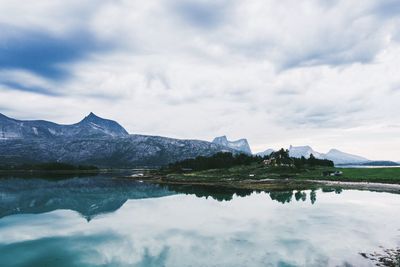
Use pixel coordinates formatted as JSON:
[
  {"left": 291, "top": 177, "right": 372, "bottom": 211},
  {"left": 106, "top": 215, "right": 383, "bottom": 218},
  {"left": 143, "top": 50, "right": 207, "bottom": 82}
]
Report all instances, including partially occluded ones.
[{"left": 0, "top": 174, "right": 399, "bottom": 267}]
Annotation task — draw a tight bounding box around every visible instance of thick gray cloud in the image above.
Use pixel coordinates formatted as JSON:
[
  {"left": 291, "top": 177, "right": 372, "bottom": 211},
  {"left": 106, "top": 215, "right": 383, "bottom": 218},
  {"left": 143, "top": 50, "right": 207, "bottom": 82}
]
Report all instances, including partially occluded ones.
[{"left": 0, "top": 0, "right": 399, "bottom": 160}]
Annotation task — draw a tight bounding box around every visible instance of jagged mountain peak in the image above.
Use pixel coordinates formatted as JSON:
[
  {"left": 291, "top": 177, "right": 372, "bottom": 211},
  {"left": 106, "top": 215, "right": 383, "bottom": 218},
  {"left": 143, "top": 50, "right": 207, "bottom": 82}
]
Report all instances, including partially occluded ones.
[
  {"left": 81, "top": 112, "right": 101, "bottom": 122},
  {"left": 212, "top": 135, "right": 228, "bottom": 142},
  {"left": 74, "top": 112, "right": 129, "bottom": 137},
  {"left": 212, "top": 135, "right": 252, "bottom": 154},
  {"left": 80, "top": 112, "right": 107, "bottom": 124}
]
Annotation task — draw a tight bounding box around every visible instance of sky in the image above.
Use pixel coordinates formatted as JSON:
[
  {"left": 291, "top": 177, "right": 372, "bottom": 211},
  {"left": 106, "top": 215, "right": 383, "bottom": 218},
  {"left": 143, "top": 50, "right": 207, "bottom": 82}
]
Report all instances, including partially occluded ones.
[{"left": 0, "top": 0, "right": 399, "bottom": 161}]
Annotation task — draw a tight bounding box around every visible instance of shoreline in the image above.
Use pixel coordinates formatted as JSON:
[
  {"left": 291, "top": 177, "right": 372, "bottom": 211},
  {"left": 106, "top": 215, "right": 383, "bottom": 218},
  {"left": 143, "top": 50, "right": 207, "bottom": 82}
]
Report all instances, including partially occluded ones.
[
  {"left": 121, "top": 175, "right": 400, "bottom": 194},
  {"left": 303, "top": 179, "right": 400, "bottom": 192}
]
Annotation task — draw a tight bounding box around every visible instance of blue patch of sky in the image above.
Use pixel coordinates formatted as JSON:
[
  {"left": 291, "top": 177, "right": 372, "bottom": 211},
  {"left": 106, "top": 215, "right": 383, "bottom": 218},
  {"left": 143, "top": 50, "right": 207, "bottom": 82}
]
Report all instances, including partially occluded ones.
[
  {"left": 372, "top": 0, "right": 400, "bottom": 18},
  {"left": 0, "top": 25, "right": 112, "bottom": 81}
]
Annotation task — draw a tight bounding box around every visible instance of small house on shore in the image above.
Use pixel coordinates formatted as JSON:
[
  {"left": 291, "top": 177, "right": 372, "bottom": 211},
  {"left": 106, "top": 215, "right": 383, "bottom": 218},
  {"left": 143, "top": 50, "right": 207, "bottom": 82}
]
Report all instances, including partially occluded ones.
[{"left": 263, "top": 156, "right": 294, "bottom": 167}]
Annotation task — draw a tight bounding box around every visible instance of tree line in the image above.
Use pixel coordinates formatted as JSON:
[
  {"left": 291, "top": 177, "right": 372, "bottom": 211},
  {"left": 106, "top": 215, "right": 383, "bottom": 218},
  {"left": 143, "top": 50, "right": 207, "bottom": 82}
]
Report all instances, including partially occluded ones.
[
  {"left": 269, "top": 149, "right": 334, "bottom": 168},
  {"left": 167, "top": 149, "right": 334, "bottom": 172},
  {"left": 167, "top": 152, "right": 263, "bottom": 171}
]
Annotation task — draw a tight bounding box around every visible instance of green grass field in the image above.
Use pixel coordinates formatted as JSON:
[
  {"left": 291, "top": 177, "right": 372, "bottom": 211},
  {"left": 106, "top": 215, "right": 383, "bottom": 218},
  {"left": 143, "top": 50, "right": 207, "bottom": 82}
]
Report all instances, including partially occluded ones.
[{"left": 164, "top": 163, "right": 400, "bottom": 184}]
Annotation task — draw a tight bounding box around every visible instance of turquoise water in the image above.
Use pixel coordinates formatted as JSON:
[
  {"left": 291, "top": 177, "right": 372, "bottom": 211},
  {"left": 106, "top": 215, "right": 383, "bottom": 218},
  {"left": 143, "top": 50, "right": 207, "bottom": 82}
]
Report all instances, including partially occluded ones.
[{"left": 0, "top": 176, "right": 399, "bottom": 266}]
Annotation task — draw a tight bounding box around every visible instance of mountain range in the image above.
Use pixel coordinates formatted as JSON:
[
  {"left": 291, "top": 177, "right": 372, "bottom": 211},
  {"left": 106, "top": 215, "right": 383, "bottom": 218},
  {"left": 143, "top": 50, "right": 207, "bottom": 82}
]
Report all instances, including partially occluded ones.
[
  {"left": 256, "top": 145, "right": 370, "bottom": 165},
  {"left": 0, "top": 112, "right": 377, "bottom": 167},
  {"left": 0, "top": 112, "right": 128, "bottom": 139},
  {"left": 0, "top": 113, "right": 236, "bottom": 167}
]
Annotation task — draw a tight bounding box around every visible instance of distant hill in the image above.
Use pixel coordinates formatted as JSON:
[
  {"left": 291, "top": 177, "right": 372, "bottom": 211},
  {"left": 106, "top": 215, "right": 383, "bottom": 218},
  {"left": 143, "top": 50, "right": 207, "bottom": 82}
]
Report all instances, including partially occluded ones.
[
  {"left": 0, "top": 113, "right": 236, "bottom": 167},
  {"left": 287, "top": 145, "right": 369, "bottom": 164},
  {"left": 255, "top": 145, "right": 370, "bottom": 165},
  {"left": 323, "top": 149, "right": 369, "bottom": 165},
  {"left": 212, "top": 136, "right": 252, "bottom": 154},
  {"left": 256, "top": 149, "right": 275, "bottom": 157},
  {"left": 288, "top": 145, "right": 325, "bottom": 159}
]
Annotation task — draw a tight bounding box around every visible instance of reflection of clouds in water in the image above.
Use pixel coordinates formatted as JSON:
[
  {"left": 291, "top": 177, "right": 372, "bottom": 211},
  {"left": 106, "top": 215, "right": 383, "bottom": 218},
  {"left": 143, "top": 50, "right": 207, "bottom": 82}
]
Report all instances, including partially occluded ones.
[
  {"left": 136, "top": 247, "right": 170, "bottom": 267},
  {"left": 0, "top": 233, "right": 122, "bottom": 267},
  {"left": 0, "top": 190, "right": 399, "bottom": 266}
]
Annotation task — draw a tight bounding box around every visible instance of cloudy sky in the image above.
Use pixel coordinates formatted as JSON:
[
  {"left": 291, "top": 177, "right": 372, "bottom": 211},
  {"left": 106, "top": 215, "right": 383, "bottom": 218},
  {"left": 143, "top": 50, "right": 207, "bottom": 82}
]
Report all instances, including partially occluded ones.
[{"left": 0, "top": 0, "right": 399, "bottom": 160}]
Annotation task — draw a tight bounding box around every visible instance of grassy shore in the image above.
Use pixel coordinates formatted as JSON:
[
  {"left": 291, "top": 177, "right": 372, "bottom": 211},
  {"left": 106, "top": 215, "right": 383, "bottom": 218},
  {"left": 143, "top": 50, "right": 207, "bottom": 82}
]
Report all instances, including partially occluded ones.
[
  {"left": 129, "top": 163, "right": 400, "bottom": 194},
  {"left": 159, "top": 163, "right": 400, "bottom": 184}
]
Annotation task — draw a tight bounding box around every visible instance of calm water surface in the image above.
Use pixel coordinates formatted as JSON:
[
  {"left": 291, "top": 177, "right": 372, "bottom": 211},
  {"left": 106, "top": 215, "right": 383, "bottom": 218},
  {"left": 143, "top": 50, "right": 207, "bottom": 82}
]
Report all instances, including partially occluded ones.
[{"left": 0, "top": 175, "right": 399, "bottom": 267}]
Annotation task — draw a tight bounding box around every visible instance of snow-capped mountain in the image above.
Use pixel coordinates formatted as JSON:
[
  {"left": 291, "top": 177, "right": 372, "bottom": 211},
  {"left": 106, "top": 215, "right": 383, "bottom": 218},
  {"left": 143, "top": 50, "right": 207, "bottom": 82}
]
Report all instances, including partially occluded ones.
[
  {"left": 0, "top": 113, "right": 236, "bottom": 167},
  {"left": 0, "top": 134, "right": 236, "bottom": 167},
  {"left": 288, "top": 145, "right": 369, "bottom": 164},
  {"left": 288, "top": 145, "right": 325, "bottom": 159},
  {"left": 72, "top": 112, "right": 129, "bottom": 138},
  {"left": 212, "top": 136, "right": 252, "bottom": 154},
  {"left": 0, "top": 112, "right": 128, "bottom": 139},
  {"left": 1, "top": 113, "right": 373, "bottom": 166},
  {"left": 256, "top": 149, "right": 275, "bottom": 157},
  {"left": 256, "top": 144, "right": 370, "bottom": 165},
  {"left": 323, "top": 149, "right": 369, "bottom": 165},
  {"left": 0, "top": 113, "right": 57, "bottom": 139}
]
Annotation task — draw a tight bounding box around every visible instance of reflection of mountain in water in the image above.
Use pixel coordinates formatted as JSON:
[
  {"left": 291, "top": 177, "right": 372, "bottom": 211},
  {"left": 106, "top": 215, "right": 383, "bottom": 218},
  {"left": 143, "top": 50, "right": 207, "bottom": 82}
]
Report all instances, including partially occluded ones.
[
  {"left": 0, "top": 176, "right": 344, "bottom": 220},
  {"left": 0, "top": 176, "right": 175, "bottom": 220}
]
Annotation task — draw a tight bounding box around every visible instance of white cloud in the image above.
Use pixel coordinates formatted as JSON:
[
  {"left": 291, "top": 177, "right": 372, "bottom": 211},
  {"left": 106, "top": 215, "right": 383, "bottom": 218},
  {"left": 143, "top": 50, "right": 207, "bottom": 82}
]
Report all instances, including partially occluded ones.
[{"left": 0, "top": 0, "right": 400, "bottom": 160}]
